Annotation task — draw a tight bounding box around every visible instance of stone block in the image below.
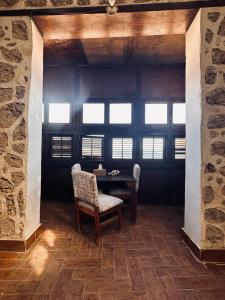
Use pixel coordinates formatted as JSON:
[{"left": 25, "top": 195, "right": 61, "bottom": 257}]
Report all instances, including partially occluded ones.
[
  {"left": 202, "top": 186, "right": 215, "bottom": 204},
  {"left": 206, "top": 224, "right": 224, "bottom": 243}
]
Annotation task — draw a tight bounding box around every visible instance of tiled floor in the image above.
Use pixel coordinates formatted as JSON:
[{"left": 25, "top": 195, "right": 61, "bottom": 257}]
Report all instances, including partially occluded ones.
[{"left": 0, "top": 203, "right": 225, "bottom": 299}]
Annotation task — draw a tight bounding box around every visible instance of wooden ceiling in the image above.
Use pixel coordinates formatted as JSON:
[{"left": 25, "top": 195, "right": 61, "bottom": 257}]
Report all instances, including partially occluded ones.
[{"left": 33, "top": 9, "right": 197, "bottom": 66}]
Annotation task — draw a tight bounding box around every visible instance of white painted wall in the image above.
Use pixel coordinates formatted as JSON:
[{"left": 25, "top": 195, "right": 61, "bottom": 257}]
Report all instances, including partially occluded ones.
[
  {"left": 24, "top": 21, "right": 43, "bottom": 238},
  {"left": 184, "top": 10, "right": 202, "bottom": 248}
]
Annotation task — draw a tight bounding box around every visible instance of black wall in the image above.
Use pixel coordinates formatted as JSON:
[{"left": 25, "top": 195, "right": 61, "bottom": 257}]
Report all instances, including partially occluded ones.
[{"left": 42, "top": 64, "right": 185, "bottom": 205}]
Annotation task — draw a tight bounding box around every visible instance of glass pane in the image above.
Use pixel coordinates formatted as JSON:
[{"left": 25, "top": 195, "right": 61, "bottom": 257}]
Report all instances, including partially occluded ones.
[
  {"left": 145, "top": 103, "right": 167, "bottom": 124},
  {"left": 173, "top": 103, "right": 186, "bottom": 124},
  {"left": 49, "top": 103, "right": 70, "bottom": 124},
  {"left": 110, "top": 103, "right": 132, "bottom": 124},
  {"left": 83, "top": 103, "right": 104, "bottom": 124}
]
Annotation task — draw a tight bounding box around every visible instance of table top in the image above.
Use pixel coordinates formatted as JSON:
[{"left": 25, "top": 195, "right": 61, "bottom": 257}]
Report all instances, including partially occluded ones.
[{"left": 96, "top": 175, "right": 135, "bottom": 182}]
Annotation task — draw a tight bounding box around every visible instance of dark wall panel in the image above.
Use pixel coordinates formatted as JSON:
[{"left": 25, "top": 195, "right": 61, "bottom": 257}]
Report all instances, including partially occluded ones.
[
  {"left": 141, "top": 66, "right": 185, "bottom": 98},
  {"left": 80, "top": 68, "right": 136, "bottom": 100},
  {"left": 44, "top": 67, "right": 76, "bottom": 100}
]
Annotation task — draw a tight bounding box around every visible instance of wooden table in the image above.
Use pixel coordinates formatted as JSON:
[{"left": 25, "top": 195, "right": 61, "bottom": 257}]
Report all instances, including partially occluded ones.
[{"left": 96, "top": 175, "right": 137, "bottom": 224}]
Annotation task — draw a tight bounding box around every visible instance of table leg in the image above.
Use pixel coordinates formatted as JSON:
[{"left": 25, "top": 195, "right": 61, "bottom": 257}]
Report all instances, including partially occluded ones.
[{"left": 127, "top": 181, "right": 137, "bottom": 224}]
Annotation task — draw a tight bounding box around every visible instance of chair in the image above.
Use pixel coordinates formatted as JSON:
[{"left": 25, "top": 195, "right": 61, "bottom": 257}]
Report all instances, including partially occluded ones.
[
  {"left": 108, "top": 164, "right": 141, "bottom": 201},
  {"left": 72, "top": 163, "right": 81, "bottom": 172},
  {"left": 71, "top": 170, "right": 123, "bottom": 244}
]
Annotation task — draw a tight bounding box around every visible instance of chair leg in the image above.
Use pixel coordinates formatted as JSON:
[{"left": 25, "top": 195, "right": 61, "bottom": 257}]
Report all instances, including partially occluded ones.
[
  {"left": 117, "top": 206, "right": 122, "bottom": 231},
  {"left": 76, "top": 207, "right": 81, "bottom": 233},
  {"left": 94, "top": 214, "right": 100, "bottom": 245}
]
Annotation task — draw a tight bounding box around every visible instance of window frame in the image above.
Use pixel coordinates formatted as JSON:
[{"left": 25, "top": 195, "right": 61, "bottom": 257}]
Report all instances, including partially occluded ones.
[
  {"left": 80, "top": 134, "right": 104, "bottom": 161},
  {"left": 49, "top": 134, "right": 73, "bottom": 161},
  {"left": 172, "top": 102, "right": 186, "bottom": 125},
  {"left": 82, "top": 101, "right": 106, "bottom": 125},
  {"left": 144, "top": 101, "right": 168, "bottom": 126},
  {"left": 109, "top": 100, "right": 133, "bottom": 126},
  {"left": 45, "top": 100, "right": 73, "bottom": 129},
  {"left": 110, "top": 136, "right": 135, "bottom": 161},
  {"left": 141, "top": 136, "right": 166, "bottom": 161},
  {"left": 173, "top": 136, "right": 186, "bottom": 161}
]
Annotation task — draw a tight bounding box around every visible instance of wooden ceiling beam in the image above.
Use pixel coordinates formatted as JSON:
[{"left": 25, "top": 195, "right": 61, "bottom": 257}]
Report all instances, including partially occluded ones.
[{"left": 0, "top": 0, "right": 224, "bottom": 16}]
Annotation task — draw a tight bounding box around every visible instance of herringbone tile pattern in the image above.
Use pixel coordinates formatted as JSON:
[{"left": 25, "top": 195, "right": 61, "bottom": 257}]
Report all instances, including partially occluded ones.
[{"left": 0, "top": 203, "right": 225, "bottom": 299}]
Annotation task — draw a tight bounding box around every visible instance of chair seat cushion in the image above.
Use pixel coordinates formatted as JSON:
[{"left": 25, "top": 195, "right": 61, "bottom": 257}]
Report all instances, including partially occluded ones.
[
  {"left": 78, "top": 193, "right": 123, "bottom": 213},
  {"left": 109, "top": 187, "right": 131, "bottom": 196}
]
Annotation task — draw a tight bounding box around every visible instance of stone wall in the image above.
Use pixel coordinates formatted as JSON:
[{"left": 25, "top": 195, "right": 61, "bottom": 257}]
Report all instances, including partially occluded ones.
[
  {"left": 0, "top": 17, "right": 32, "bottom": 239},
  {"left": 201, "top": 7, "right": 225, "bottom": 249},
  {"left": 0, "top": 0, "right": 210, "bottom": 10}
]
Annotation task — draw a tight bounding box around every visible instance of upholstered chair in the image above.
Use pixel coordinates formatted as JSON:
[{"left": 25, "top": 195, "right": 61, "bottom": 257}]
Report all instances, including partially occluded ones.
[
  {"left": 72, "top": 163, "right": 81, "bottom": 173},
  {"left": 108, "top": 163, "right": 141, "bottom": 205},
  {"left": 71, "top": 170, "right": 123, "bottom": 244}
]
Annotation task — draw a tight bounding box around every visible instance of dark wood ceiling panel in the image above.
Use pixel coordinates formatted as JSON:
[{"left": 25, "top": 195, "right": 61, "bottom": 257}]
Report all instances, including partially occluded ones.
[
  {"left": 44, "top": 39, "right": 88, "bottom": 66},
  {"left": 131, "top": 35, "right": 185, "bottom": 64},
  {"left": 81, "top": 38, "right": 126, "bottom": 65},
  {"left": 33, "top": 9, "right": 197, "bottom": 40}
]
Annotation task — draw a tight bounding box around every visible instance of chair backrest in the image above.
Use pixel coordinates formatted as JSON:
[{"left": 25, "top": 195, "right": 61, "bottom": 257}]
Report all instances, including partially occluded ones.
[
  {"left": 133, "top": 164, "right": 141, "bottom": 192},
  {"left": 72, "top": 171, "right": 99, "bottom": 207},
  {"left": 72, "top": 163, "right": 81, "bottom": 173}
]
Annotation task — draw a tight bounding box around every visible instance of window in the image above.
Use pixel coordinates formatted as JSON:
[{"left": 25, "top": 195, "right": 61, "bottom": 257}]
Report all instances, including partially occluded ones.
[
  {"left": 83, "top": 103, "right": 104, "bottom": 124},
  {"left": 142, "top": 137, "right": 164, "bottom": 159},
  {"left": 173, "top": 103, "right": 186, "bottom": 124},
  {"left": 81, "top": 135, "right": 104, "bottom": 159},
  {"left": 112, "top": 138, "right": 133, "bottom": 159},
  {"left": 109, "top": 103, "right": 132, "bottom": 124},
  {"left": 50, "top": 136, "right": 72, "bottom": 159},
  {"left": 145, "top": 103, "right": 167, "bottom": 124},
  {"left": 175, "top": 138, "right": 186, "bottom": 159},
  {"left": 49, "top": 103, "right": 70, "bottom": 124}
]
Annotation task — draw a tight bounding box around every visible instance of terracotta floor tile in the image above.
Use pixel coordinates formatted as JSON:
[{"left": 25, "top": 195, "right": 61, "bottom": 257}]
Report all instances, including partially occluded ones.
[
  {"left": 72, "top": 268, "right": 114, "bottom": 280},
  {"left": 151, "top": 255, "right": 177, "bottom": 266},
  {"left": 0, "top": 260, "right": 26, "bottom": 269},
  {"left": 127, "top": 258, "right": 146, "bottom": 291},
  {"left": 197, "top": 289, "right": 225, "bottom": 300},
  {"left": 159, "top": 275, "right": 182, "bottom": 300},
  {"left": 35, "top": 260, "right": 63, "bottom": 292},
  {"left": 126, "top": 248, "right": 158, "bottom": 258},
  {"left": 0, "top": 253, "right": 18, "bottom": 260},
  {"left": 0, "top": 281, "right": 40, "bottom": 294},
  {"left": 66, "top": 279, "right": 85, "bottom": 300},
  {"left": 174, "top": 276, "right": 220, "bottom": 289},
  {"left": 114, "top": 248, "right": 129, "bottom": 279},
  {"left": 102, "top": 246, "right": 114, "bottom": 268},
  {"left": 55, "top": 250, "right": 90, "bottom": 259},
  {"left": 153, "top": 236, "right": 170, "bottom": 256},
  {"left": 49, "top": 269, "right": 73, "bottom": 300},
  {"left": 84, "top": 293, "right": 100, "bottom": 300},
  {"left": 111, "top": 242, "right": 145, "bottom": 249},
  {"left": 154, "top": 266, "right": 198, "bottom": 277},
  {"left": 180, "top": 289, "right": 200, "bottom": 300},
  {"left": 99, "top": 291, "right": 148, "bottom": 300},
  {"left": 0, "top": 269, "right": 32, "bottom": 280},
  {"left": 85, "top": 278, "right": 131, "bottom": 293},
  {"left": 0, "top": 295, "right": 50, "bottom": 300},
  {"left": 142, "top": 267, "right": 167, "bottom": 300},
  {"left": 63, "top": 258, "right": 101, "bottom": 269}
]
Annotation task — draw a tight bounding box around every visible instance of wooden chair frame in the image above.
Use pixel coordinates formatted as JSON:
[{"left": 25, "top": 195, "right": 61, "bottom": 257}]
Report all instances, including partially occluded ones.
[{"left": 74, "top": 197, "right": 122, "bottom": 244}]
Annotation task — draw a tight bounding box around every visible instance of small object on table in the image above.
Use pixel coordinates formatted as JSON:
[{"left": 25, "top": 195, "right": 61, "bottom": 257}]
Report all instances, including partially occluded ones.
[
  {"left": 108, "top": 170, "right": 120, "bottom": 176},
  {"left": 93, "top": 164, "right": 106, "bottom": 176}
]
